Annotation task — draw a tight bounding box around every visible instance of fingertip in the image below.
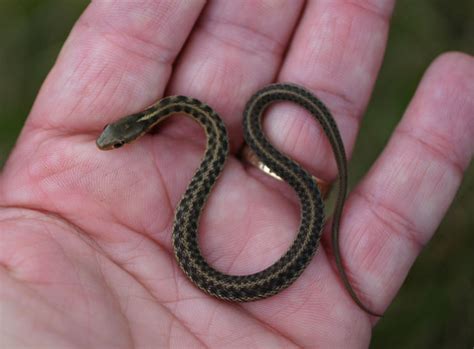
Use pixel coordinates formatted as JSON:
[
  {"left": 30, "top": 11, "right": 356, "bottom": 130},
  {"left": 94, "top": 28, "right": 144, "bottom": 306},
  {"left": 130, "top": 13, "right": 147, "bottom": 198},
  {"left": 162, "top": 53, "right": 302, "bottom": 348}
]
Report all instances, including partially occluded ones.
[
  {"left": 408, "top": 51, "right": 474, "bottom": 163},
  {"left": 431, "top": 51, "right": 474, "bottom": 69},
  {"left": 422, "top": 51, "right": 474, "bottom": 93}
]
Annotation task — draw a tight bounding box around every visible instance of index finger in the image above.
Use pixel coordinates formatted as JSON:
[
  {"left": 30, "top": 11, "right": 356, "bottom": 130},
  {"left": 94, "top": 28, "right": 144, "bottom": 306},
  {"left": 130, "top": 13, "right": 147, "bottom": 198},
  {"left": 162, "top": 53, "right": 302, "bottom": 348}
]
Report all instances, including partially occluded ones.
[
  {"left": 0, "top": 0, "right": 205, "bottom": 215},
  {"left": 25, "top": 0, "right": 206, "bottom": 133}
]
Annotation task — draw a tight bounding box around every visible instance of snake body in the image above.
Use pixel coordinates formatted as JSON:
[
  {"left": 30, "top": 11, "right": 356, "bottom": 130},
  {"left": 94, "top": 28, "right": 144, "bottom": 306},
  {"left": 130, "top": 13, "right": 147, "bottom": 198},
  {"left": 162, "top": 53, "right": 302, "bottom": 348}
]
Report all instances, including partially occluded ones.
[{"left": 97, "top": 83, "right": 379, "bottom": 316}]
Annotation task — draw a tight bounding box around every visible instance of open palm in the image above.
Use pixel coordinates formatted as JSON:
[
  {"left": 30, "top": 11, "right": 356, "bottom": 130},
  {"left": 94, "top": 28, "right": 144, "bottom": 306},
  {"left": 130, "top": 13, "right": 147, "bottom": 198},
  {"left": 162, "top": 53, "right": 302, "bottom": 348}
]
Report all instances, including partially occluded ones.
[{"left": 1, "top": 1, "right": 473, "bottom": 348}]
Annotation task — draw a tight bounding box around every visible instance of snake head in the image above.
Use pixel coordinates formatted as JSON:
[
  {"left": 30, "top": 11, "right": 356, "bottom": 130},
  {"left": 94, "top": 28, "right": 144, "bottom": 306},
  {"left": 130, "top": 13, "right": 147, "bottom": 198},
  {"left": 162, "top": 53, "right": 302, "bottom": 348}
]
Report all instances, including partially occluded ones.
[{"left": 96, "top": 113, "right": 148, "bottom": 150}]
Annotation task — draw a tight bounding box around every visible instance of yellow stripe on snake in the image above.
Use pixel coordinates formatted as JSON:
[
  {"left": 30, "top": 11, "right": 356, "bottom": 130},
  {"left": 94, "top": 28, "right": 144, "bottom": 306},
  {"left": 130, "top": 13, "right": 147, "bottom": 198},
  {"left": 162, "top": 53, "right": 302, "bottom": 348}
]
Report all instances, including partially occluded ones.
[{"left": 97, "top": 83, "right": 380, "bottom": 316}]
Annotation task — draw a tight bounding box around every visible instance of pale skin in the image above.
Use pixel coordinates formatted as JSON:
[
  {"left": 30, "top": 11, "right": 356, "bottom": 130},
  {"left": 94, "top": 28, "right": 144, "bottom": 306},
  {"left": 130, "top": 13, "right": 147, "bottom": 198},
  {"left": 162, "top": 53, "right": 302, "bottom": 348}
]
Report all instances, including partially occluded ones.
[{"left": 0, "top": 1, "right": 473, "bottom": 348}]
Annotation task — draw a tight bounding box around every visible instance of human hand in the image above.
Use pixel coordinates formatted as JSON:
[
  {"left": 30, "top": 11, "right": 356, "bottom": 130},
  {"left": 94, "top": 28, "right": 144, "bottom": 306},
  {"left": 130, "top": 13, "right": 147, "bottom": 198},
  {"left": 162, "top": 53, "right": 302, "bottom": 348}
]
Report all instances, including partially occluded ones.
[{"left": 1, "top": 1, "right": 473, "bottom": 348}]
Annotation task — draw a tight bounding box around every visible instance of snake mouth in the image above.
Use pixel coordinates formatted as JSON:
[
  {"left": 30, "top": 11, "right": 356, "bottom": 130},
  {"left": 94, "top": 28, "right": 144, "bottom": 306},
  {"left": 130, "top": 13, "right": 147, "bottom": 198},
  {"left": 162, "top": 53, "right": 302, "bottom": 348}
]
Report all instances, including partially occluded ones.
[{"left": 96, "top": 124, "right": 126, "bottom": 150}]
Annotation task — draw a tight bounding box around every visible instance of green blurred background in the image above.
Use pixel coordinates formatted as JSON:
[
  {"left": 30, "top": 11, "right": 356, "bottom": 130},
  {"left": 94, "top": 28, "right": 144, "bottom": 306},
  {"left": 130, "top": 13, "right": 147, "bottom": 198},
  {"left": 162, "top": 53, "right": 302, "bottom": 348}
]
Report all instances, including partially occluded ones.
[{"left": 0, "top": 1, "right": 472, "bottom": 347}]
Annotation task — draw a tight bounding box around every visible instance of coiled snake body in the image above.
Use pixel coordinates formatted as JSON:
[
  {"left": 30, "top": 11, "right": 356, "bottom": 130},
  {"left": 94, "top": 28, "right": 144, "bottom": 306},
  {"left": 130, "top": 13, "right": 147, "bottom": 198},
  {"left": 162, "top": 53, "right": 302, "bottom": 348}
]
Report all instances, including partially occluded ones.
[{"left": 97, "top": 83, "right": 379, "bottom": 316}]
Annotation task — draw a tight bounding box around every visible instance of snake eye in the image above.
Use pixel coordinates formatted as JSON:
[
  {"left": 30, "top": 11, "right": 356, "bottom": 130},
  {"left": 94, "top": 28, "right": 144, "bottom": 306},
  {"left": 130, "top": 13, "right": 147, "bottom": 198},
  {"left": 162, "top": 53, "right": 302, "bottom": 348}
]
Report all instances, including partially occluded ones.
[{"left": 113, "top": 142, "right": 124, "bottom": 149}]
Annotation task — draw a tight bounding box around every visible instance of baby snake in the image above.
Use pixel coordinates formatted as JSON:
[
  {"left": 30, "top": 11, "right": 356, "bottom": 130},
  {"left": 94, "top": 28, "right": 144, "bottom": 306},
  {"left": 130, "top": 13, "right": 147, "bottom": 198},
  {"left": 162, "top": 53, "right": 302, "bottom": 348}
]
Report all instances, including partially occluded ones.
[{"left": 96, "top": 83, "right": 379, "bottom": 316}]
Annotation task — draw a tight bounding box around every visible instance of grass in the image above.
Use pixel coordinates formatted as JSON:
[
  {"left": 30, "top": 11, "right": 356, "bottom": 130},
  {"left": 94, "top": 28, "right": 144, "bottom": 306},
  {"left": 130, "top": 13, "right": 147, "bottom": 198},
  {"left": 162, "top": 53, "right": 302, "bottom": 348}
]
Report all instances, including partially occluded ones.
[{"left": 0, "top": 1, "right": 472, "bottom": 347}]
